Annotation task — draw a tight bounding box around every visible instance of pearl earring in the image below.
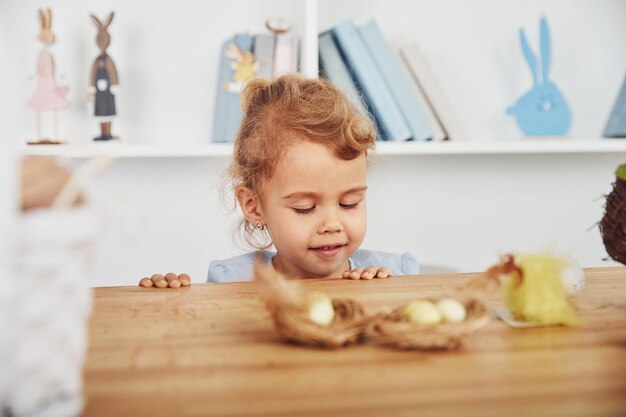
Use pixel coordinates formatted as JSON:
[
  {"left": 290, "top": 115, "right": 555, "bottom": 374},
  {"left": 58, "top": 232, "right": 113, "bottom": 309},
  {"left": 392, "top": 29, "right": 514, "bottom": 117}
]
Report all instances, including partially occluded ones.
[{"left": 255, "top": 221, "right": 265, "bottom": 230}]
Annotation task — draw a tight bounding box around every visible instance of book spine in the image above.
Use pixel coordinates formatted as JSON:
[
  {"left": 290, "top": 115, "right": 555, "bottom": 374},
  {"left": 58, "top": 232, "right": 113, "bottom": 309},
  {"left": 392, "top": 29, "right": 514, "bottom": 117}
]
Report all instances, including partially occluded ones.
[
  {"left": 273, "top": 33, "right": 298, "bottom": 76},
  {"left": 332, "top": 20, "right": 412, "bottom": 141},
  {"left": 212, "top": 34, "right": 253, "bottom": 143},
  {"left": 400, "top": 44, "right": 466, "bottom": 141},
  {"left": 318, "top": 31, "right": 369, "bottom": 117},
  {"left": 253, "top": 34, "right": 275, "bottom": 80},
  {"left": 399, "top": 58, "right": 447, "bottom": 141},
  {"left": 358, "top": 20, "right": 434, "bottom": 141}
]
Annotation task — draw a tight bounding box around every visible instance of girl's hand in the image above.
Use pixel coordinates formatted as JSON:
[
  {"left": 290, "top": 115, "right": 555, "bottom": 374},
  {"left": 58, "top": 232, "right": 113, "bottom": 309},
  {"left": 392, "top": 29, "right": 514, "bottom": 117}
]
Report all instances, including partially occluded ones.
[
  {"left": 139, "top": 273, "right": 191, "bottom": 288},
  {"left": 342, "top": 267, "right": 392, "bottom": 280}
]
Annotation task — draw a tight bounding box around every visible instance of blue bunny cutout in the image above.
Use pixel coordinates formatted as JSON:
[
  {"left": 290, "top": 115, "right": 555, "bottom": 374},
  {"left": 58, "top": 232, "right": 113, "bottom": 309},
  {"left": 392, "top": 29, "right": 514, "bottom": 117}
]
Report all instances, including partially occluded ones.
[{"left": 507, "top": 17, "right": 571, "bottom": 136}]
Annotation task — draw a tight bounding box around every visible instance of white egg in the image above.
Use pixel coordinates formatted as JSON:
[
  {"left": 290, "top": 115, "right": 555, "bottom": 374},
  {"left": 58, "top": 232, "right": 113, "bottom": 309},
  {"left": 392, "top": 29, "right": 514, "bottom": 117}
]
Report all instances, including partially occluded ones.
[
  {"left": 436, "top": 298, "right": 467, "bottom": 323},
  {"left": 307, "top": 292, "right": 335, "bottom": 326},
  {"left": 404, "top": 300, "right": 442, "bottom": 325}
]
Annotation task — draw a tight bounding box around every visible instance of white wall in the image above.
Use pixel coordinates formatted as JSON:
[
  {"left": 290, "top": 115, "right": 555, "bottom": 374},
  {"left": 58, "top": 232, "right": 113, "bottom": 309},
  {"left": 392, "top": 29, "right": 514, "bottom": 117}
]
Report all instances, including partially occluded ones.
[
  {"left": 84, "top": 152, "right": 623, "bottom": 287},
  {"left": 2, "top": 0, "right": 625, "bottom": 286}
]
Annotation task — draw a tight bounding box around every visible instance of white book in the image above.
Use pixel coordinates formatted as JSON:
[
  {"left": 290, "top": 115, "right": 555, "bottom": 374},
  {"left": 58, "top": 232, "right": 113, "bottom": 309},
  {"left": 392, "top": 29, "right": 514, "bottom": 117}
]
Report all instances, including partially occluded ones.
[
  {"left": 398, "top": 53, "right": 447, "bottom": 141},
  {"left": 273, "top": 33, "right": 299, "bottom": 77},
  {"left": 401, "top": 44, "right": 466, "bottom": 141}
]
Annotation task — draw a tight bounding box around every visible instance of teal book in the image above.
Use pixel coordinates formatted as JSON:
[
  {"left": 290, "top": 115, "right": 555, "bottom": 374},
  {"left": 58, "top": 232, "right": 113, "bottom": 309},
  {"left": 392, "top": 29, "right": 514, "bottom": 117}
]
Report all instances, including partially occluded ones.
[
  {"left": 318, "top": 31, "right": 369, "bottom": 117},
  {"left": 212, "top": 34, "right": 254, "bottom": 143},
  {"left": 604, "top": 73, "right": 626, "bottom": 138},
  {"left": 332, "top": 20, "right": 412, "bottom": 141},
  {"left": 358, "top": 20, "right": 435, "bottom": 141}
]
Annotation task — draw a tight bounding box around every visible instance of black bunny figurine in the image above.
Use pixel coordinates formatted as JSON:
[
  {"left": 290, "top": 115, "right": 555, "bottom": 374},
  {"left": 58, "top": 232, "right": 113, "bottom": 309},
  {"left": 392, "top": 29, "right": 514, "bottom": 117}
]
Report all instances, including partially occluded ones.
[{"left": 89, "top": 12, "right": 119, "bottom": 141}]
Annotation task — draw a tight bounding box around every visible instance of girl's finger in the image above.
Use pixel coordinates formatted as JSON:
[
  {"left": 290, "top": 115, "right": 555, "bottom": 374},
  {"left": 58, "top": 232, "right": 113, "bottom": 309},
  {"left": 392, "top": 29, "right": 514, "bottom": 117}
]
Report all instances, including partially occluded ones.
[
  {"left": 376, "top": 268, "right": 392, "bottom": 278},
  {"left": 138, "top": 277, "right": 153, "bottom": 287},
  {"left": 349, "top": 268, "right": 364, "bottom": 280},
  {"left": 165, "top": 272, "right": 181, "bottom": 288},
  {"left": 178, "top": 273, "right": 191, "bottom": 286},
  {"left": 362, "top": 266, "right": 379, "bottom": 280},
  {"left": 151, "top": 273, "right": 168, "bottom": 288}
]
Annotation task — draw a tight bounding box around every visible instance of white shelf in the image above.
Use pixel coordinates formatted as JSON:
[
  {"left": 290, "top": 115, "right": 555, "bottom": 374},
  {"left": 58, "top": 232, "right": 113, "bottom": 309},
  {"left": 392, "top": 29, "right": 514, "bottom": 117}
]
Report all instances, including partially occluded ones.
[
  {"left": 374, "top": 139, "right": 626, "bottom": 155},
  {"left": 20, "top": 139, "right": 626, "bottom": 159},
  {"left": 21, "top": 143, "right": 234, "bottom": 158}
]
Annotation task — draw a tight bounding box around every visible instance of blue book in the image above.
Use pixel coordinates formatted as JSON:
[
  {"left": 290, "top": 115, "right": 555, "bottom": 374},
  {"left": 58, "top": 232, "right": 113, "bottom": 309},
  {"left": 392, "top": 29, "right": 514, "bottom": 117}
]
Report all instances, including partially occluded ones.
[
  {"left": 318, "top": 31, "right": 369, "bottom": 117},
  {"left": 212, "top": 34, "right": 254, "bottom": 143},
  {"left": 604, "top": 73, "right": 626, "bottom": 138},
  {"left": 358, "top": 20, "right": 435, "bottom": 142},
  {"left": 332, "top": 20, "right": 412, "bottom": 141},
  {"left": 253, "top": 34, "right": 275, "bottom": 80}
]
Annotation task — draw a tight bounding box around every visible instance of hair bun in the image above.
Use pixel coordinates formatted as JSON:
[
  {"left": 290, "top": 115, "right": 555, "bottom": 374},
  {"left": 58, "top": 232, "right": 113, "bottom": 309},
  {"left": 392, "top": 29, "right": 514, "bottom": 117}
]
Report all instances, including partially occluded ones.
[{"left": 241, "top": 78, "right": 271, "bottom": 115}]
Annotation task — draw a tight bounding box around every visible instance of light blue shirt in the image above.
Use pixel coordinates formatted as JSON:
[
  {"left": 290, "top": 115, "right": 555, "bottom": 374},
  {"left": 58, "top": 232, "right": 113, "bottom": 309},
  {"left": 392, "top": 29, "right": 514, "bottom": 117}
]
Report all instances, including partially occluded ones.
[{"left": 207, "top": 249, "right": 419, "bottom": 283}]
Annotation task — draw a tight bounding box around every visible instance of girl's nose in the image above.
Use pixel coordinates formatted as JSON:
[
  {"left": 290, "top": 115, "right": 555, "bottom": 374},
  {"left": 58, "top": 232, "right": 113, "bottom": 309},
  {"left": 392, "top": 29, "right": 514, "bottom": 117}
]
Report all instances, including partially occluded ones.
[{"left": 318, "top": 212, "right": 344, "bottom": 234}]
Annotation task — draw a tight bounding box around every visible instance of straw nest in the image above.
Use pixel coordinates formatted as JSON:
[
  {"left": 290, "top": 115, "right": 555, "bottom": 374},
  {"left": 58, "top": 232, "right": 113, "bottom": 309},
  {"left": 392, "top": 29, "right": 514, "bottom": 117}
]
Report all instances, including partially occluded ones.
[
  {"left": 253, "top": 258, "right": 498, "bottom": 350},
  {"left": 254, "top": 259, "right": 367, "bottom": 348},
  {"left": 268, "top": 298, "right": 366, "bottom": 348},
  {"left": 599, "top": 175, "right": 626, "bottom": 265},
  {"left": 366, "top": 298, "right": 489, "bottom": 350}
]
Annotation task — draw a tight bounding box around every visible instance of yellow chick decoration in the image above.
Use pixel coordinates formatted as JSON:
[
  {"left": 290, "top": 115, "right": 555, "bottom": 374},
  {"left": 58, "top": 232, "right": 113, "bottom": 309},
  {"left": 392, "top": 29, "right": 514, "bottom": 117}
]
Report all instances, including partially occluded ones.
[{"left": 487, "top": 253, "right": 582, "bottom": 326}]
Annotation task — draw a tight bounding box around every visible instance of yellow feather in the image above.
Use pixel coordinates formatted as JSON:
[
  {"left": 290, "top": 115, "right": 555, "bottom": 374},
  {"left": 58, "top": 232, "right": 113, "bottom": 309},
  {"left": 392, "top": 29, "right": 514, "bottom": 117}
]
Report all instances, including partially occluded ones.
[{"left": 504, "top": 253, "right": 582, "bottom": 326}]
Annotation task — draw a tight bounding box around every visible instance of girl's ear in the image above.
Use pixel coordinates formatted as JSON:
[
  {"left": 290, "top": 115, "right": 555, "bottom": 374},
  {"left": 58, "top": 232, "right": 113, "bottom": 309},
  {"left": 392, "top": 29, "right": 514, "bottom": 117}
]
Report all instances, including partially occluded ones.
[
  {"left": 104, "top": 11, "right": 115, "bottom": 28},
  {"left": 519, "top": 28, "right": 538, "bottom": 86},
  {"left": 235, "top": 185, "right": 264, "bottom": 224},
  {"left": 90, "top": 14, "right": 102, "bottom": 29},
  {"left": 539, "top": 16, "right": 551, "bottom": 83}
]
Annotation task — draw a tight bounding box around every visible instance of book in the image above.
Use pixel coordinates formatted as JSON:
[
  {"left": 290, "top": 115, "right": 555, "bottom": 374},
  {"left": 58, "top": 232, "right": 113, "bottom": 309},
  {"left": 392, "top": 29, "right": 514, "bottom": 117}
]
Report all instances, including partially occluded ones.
[
  {"left": 318, "top": 31, "right": 369, "bottom": 117},
  {"left": 253, "top": 34, "right": 275, "bottom": 80},
  {"left": 357, "top": 20, "right": 435, "bottom": 141},
  {"left": 332, "top": 20, "right": 412, "bottom": 141},
  {"left": 401, "top": 43, "right": 466, "bottom": 141},
  {"left": 604, "top": 73, "right": 626, "bottom": 138},
  {"left": 399, "top": 58, "right": 447, "bottom": 141},
  {"left": 212, "top": 34, "right": 254, "bottom": 143},
  {"left": 273, "top": 32, "right": 299, "bottom": 76}
]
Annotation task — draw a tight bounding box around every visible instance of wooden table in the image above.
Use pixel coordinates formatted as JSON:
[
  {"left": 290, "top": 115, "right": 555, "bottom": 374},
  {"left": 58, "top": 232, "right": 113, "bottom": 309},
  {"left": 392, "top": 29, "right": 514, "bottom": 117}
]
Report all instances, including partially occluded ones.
[{"left": 82, "top": 267, "right": 626, "bottom": 417}]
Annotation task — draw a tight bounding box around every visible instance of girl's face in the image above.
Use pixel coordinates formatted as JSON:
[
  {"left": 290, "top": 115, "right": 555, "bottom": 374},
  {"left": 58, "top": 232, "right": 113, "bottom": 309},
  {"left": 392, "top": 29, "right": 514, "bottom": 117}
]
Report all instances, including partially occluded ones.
[{"left": 260, "top": 140, "right": 367, "bottom": 279}]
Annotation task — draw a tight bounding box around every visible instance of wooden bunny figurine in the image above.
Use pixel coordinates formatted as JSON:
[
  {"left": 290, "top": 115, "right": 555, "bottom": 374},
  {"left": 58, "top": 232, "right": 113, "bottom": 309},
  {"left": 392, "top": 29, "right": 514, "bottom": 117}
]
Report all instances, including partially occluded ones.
[
  {"left": 28, "top": 8, "right": 69, "bottom": 144},
  {"left": 89, "top": 12, "right": 119, "bottom": 141}
]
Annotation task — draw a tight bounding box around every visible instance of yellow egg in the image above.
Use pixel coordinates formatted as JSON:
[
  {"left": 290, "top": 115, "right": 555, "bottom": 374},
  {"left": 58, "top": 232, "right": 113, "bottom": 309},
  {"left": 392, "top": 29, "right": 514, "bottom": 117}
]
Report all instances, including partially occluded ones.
[{"left": 404, "top": 300, "right": 442, "bottom": 325}]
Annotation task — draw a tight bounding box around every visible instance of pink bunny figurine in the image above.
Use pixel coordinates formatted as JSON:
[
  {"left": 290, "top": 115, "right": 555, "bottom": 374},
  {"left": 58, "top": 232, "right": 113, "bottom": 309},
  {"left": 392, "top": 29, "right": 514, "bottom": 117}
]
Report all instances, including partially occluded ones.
[{"left": 27, "top": 8, "right": 69, "bottom": 143}]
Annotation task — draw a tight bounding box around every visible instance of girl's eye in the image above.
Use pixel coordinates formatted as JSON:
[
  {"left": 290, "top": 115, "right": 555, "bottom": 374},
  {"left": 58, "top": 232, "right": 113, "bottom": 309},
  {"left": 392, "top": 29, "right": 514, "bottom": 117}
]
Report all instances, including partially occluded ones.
[
  {"left": 293, "top": 206, "right": 315, "bottom": 215},
  {"left": 340, "top": 202, "right": 359, "bottom": 210}
]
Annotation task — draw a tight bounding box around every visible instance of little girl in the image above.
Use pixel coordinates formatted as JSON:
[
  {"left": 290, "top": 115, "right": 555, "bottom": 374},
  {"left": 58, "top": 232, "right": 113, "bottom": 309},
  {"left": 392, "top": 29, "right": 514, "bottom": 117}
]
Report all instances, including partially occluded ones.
[{"left": 208, "top": 74, "right": 418, "bottom": 282}]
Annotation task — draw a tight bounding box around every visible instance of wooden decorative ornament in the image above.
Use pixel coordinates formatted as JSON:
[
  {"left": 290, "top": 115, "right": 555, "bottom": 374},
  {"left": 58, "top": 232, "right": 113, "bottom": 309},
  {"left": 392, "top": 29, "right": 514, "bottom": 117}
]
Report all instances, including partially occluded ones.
[
  {"left": 89, "top": 12, "right": 119, "bottom": 141},
  {"left": 27, "top": 8, "right": 69, "bottom": 144}
]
